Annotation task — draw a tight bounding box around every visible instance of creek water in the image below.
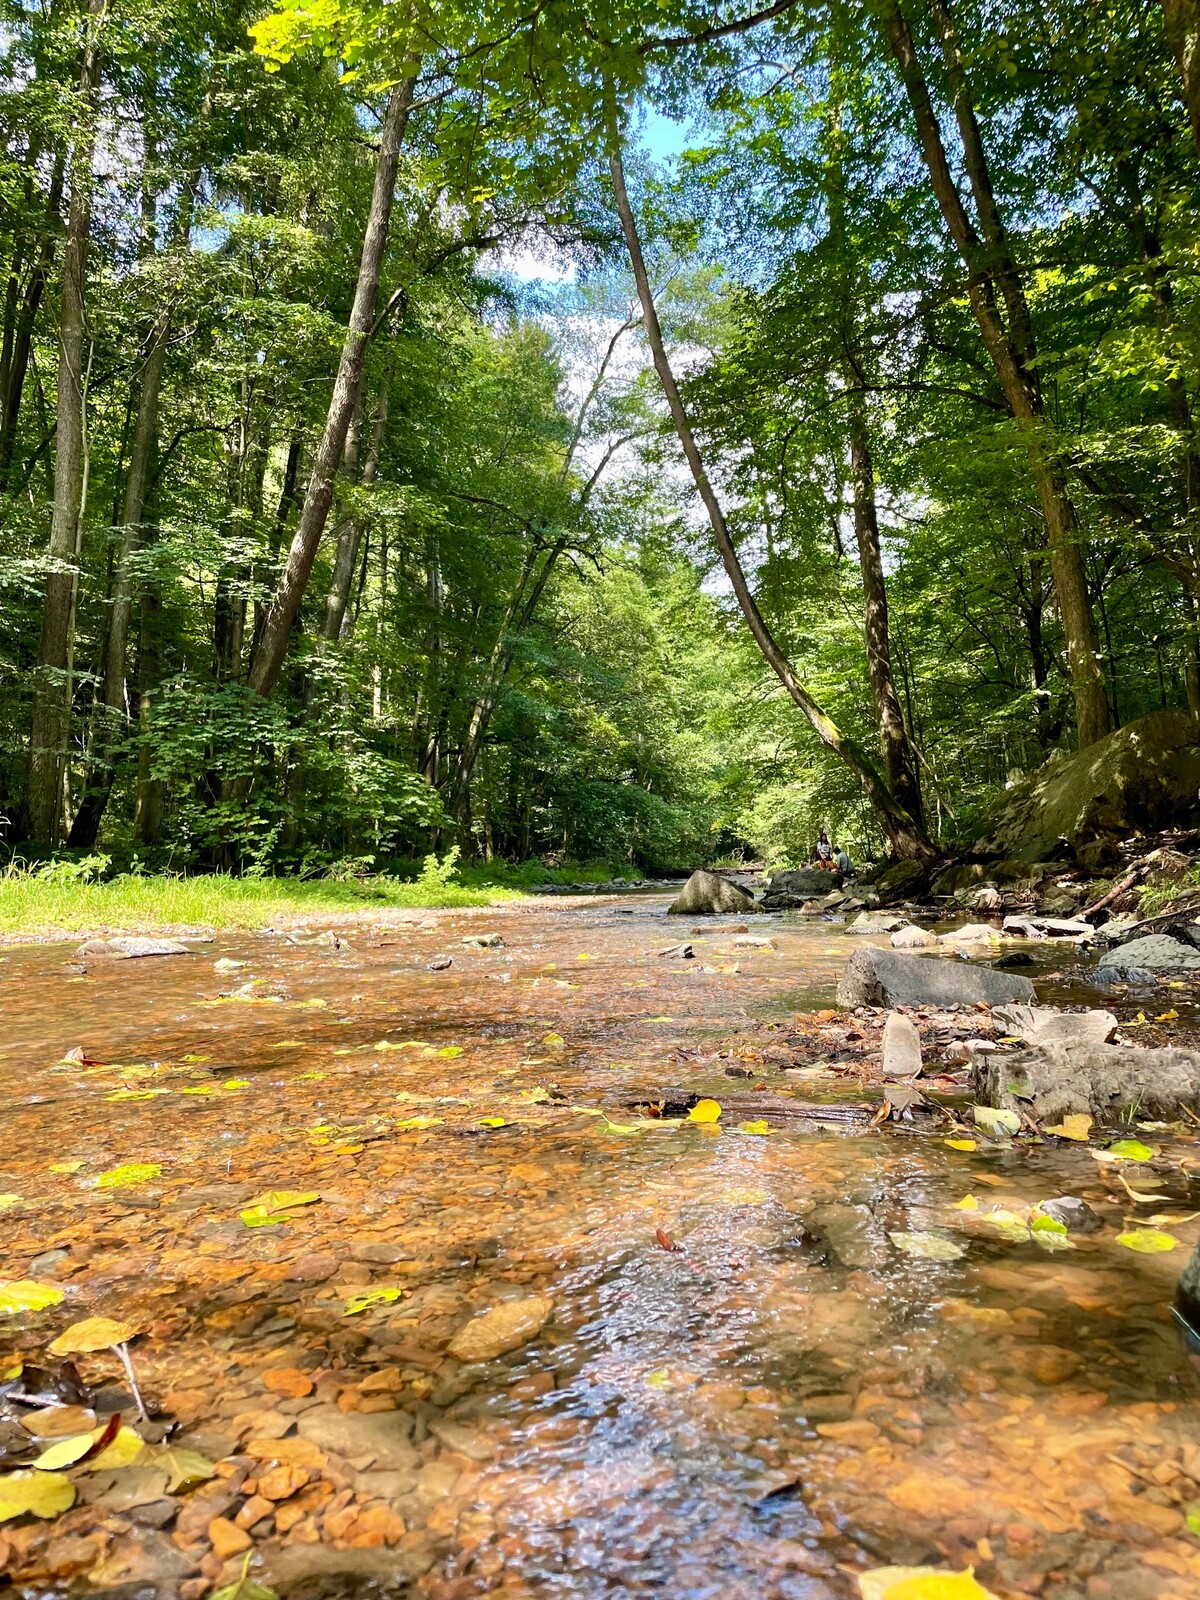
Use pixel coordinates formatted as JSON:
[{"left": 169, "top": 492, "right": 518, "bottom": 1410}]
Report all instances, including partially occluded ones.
[{"left": 3, "top": 896, "right": 1200, "bottom": 1599}]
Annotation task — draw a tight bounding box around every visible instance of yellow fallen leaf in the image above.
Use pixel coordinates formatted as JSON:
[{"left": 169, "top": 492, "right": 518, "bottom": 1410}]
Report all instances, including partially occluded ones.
[
  {"left": 688, "top": 1099, "right": 722, "bottom": 1124},
  {"left": 134, "top": 1442, "right": 215, "bottom": 1492},
  {"left": 1117, "top": 1172, "right": 1167, "bottom": 1204},
  {"left": 1157, "top": 1010, "right": 1179, "bottom": 1021},
  {"left": 95, "top": 1163, "right": 161, "bottom": 1188},
  {"left": 33, "top": 1431, "right": 101, "bottom": 1470},
  {"left": 1116, "top": 1228, "right": 1177, "bottom": 1253},
  {"left": 239, "top": 1190, "right": 320, "bottom": 1227},
  {"left": 85, "top": 1425, "right": 146, "bottom": 1472},
  {"left": 953, "top": 1195, "right": 980, "bottom": 1211},
  {"left": 0, "top": 1194, "right": 21, "bottom": 1211},
  {"left": 222, "top": 1078, "right": 251, "bottom": 1090},
  {"left": 859, "top": 1568, "right": 998, "bottom": 1600},
  {"left": 0, "top": 1280, "right": 65, "bottom": 1315},
  {"left": 48, "top": 1161, "right": 85, "bottom": 1174},
  {"left": 1044, "top": 1113, "right": 1093, "bottom": 1142},
  {"left": 889, "top": 1231, "right": 966, "bottom": 1260},
  {"left": 0, "top": 1469, "right": 75, "bottom": 1522},
  {"left": 542, "top": 1033, "right": 565, "bottom": 1047},
  {"left": 105, "top": 1089, "right": 167, "bottom": 1102},
  {"left": 737, "top": 1120, "right": 771, "bottom": 1135},
  {"left": 477, "top": 1116, "right": 508, "bottom": 1129},
  {"left": 394, "top": 1115, "right": 443, "bottom": 1131},
  {"left": 343, "top": 1286, "right": 404, "bottom": 1315},
  {"left": 49, "top": 1316, "right": 139, "bottom": 1356},
  {"left": 944, "top": 1139, "right": 976, "bottom": 1151},
  {"left": 722, "top": 1186, "right": 769, "bottom": 1204}
]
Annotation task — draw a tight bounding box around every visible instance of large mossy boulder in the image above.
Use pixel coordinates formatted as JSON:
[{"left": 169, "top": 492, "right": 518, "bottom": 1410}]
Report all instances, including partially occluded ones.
[
  {"left": 667, "top": 870, "right": 761, "bottom": 916},
  {"left": 974, "top": 711, "right": 1200, "bottom": 861},
  {"left": 874, "top": 858, "right": 931, "bottom": 905}
]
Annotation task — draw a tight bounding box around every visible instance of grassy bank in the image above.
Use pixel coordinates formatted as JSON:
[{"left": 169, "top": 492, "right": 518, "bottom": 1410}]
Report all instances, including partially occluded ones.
[{"left": 0, "top": 870, "right": 531, "bottom": 939}]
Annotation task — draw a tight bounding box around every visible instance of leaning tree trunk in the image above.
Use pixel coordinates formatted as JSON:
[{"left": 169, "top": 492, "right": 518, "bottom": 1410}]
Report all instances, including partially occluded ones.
[
  {"left": 609, "top": 137, "right": 936, "bottom": 863},
  {"left": 248, "top": 76, "right": 415, "bottom": 698},
  {"left": 322, "top": 353, "right": 394, "bottom": 642},
  {"left": 1163, "top": 0, "right": 1200, "bottom": 157},
  {"left": 846, "top": 392, "right": 925, "bottom": 824},
  {"left": 27, "top": 0, "right": 105, "bottom": 845},
  {"left": 880, "top": 0, "right": 1110, "bottom": 749}
]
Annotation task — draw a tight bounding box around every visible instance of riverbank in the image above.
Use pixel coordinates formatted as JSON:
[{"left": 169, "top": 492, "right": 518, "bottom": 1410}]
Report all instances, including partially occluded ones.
[{"left": 0, "top": 870, "right": 528, "bottom": 941}]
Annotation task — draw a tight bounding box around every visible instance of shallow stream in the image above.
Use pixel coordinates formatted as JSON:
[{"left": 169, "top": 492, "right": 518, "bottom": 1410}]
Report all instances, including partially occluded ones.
[{"left": 3, "top": 897, "right": 1200, "bottom": 1599}]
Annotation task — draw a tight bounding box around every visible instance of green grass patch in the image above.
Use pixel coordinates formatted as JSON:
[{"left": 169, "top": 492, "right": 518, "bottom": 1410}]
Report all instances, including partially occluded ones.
[{"left": 0, "top": 869, "right": 525, "bottom": 939}]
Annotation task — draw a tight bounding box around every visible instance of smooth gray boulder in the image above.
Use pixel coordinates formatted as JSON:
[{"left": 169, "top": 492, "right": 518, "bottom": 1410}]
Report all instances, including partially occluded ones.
[
  {"left": 1097, "top": 934, "right": 1200, "bottom": 975},
  {"left": 666, "top": 870, "right": 760, "bottom": 916},
  {"left": 974, "top": 1038, "right": 1200, "bottom": 1121},
  {"left": 881, "top": 1012, "right": 923, "bottom": 1079},
  {"left": 891, "top": 925, "right": 938, "bottom": 949},
  {"left": 837, "top": 947, "right": 1035, "bottom": 1009}
]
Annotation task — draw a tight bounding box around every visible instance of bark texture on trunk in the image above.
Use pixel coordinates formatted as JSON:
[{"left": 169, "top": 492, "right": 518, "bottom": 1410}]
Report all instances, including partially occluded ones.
[
  {"left": 1163, "top": 0, "right": 1200, "bottom": 156},
  {"left": 609, "top": 139, "right": 936, "bottom": 862},
  {"left": 846, "top": 393, "right": 924, "bottom": 823},
  {"left": 880, "top": 0, "right": 1110, "bottom": 748},
  {"left": 322, "top": 355, "right": 393, "bottom": 642},
  {"left": 27, "top": 0, "right": 105, "bottom": 844},
  {"left": 249, "top": 77, "right": 414, "bottom": 697}
]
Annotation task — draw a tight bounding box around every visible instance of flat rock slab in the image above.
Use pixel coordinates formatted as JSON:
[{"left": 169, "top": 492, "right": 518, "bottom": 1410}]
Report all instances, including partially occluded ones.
[
  {"left": 667, "top": 870, "right": 760, "bottom": 916},
  {"left": 847, "top": 912, "right": 910, "bottom": 935},
  {"left": 838, "top": 947, "right": 1035, "bottom": 1009},
  {"left": 447, "top": 1295, "right": 553, "bottom": 1362},
  {"left": 891, "top": 926, "right": 937, "bottom": 949},
  {"left": 1002, "top": 914, "right": 1093, "bottom": 939},
  {"left": 974, "top": 1038, "right": 1200, "bottom": 1121},
  {"left": 939, "top": 922, "right": 999, "bottom": 944},
  {"left": 76, "top": 936, "right": 190, "bottom": 958},
  {"left": 993, "top": 1003, "right": 1118, "bottom": 1048},
  {"left": 1097, "top": 934, "right": 1200, "bottom": 974},
  {"left": 296, "top": 1405, "right": 418, "bottom": 1470}
]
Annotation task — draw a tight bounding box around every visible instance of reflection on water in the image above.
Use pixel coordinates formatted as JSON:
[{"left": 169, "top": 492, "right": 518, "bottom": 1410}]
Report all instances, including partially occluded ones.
[{"left": 1, "top": 898, "right": 1200, "bottom": 1598}]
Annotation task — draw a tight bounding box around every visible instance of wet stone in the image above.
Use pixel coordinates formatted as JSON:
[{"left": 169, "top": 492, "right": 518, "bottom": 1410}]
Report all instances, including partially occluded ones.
[{"left": 296, "top": 1405, "right": 419, "bottom": 1470}]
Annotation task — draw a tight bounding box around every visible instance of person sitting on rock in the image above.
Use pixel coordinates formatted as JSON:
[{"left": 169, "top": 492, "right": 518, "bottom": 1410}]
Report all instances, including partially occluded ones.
[
  {"left": 835, "top": 846, "right": 853, "bottom": 877},
  {"left": 814, "top": 831, "right": 835, "bottom": 870}
]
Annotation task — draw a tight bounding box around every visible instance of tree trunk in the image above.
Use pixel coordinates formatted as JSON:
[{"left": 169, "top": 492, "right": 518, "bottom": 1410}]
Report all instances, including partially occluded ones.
[
  {"left": 609, "top": 137, "right": 936, "bottom": 862},
  {"left": 0, "top": 148, "right": 65, "bottom": 487},
  {"left": 880, "top": 0, "right": 1110, "bottom": 748},
  {"left": 249, "top": 76, "right": 415, "bottom": 697},
  {"left": 322, "top": 354, "right": 393, "bottom": 642},
  {"left": 1163, "top": 0, "right": 1200, "bottom": 156},
  {"left": 846, "top": 393, "right": 925, "bottom": 823},
  {"left": 27, "top": 0, "right": 105, "bottom": 845}
]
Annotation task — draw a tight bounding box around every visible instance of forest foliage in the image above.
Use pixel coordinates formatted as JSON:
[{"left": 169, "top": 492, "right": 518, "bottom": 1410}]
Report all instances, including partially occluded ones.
[{"left": 2, "top": 0, "right": 1199, "bottom": 873}]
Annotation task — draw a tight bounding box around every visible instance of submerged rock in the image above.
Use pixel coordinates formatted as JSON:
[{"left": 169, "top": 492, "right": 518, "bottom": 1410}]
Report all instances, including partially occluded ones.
[
  {"left": 75, "top": 936, "right": 190, "bottom": 959},
  {"left": 974, "top": 1038, "right": 1200, "bottom": 1121},
  {"left": 1039, "top": 1196, "right": 1103, "bottom": 1234},
  {"left": 837, "top": 947, "right": 1035, "bottom": 1009},
  {"left": 667, "top": 870, "right": 760, "bottom": 916},
  {"left": 447, "top": 1295, "right": 553, "bottom": 1361}
]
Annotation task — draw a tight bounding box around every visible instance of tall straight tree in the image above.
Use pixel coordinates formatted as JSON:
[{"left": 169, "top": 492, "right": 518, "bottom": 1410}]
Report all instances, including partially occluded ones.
[
  {"left": 248, "top": 74, "right": 414, "bottom": 696},
  {"left": 878, "top": 0, "right": 1111, "bottom": 747},
  {"left": 27, "top": 0, "right": 107, "bottom": 844}
]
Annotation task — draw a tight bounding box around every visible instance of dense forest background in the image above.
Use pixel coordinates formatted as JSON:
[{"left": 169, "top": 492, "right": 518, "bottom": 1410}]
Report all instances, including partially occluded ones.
[{"left": 2, "top": 0, "right": 1198, "bottom": 874}]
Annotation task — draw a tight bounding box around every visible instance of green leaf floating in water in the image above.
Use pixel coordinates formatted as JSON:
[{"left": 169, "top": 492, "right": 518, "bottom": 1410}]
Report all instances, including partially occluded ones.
[
  {"left": 1116, "top": 1227, "right": 1177, "bottom": 1252},
  {"left": 972, "top": 1106, "right": 1020, "bottom": 1137},
  {"left": 889, "top": 1231, "right": 966, "bottom": 1260},
  {"left": 1108, "top": 1139, "right": 1154, "bottom": 1161}
]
